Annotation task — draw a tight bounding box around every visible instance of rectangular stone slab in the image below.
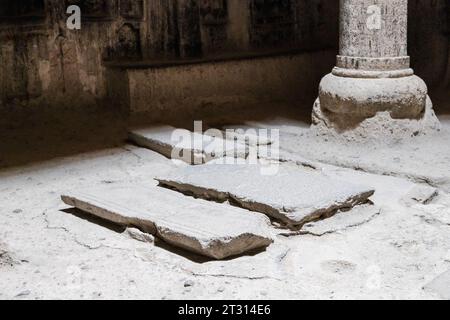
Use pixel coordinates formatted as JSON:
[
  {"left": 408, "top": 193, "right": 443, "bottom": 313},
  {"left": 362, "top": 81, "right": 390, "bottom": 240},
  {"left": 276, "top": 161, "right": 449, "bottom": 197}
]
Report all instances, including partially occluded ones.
[
  {"left": 61, "top": 184, "right": 272, "bottom": 260},
  {"left": 129, "top": 126, "right": 247, "bottom": 165},
  {"left": 156, "top": 164, "right": 375, "bottom": 229}
]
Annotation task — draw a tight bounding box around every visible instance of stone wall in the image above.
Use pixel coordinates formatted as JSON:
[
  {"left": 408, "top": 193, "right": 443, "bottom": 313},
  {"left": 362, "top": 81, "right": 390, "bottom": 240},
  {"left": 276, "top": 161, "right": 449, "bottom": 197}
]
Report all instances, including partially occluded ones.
[
  {"left": 0, "top": 0, "right": 144, "bottom": 112},
  {"left": 0, "top": 0, "right": 448, "bottom": 117},
  {"left": 114, "top": 50, "right": 335, "bottom": 123},
  {"left": 0, "top": 0, "right": 339, "bottom": 114}
]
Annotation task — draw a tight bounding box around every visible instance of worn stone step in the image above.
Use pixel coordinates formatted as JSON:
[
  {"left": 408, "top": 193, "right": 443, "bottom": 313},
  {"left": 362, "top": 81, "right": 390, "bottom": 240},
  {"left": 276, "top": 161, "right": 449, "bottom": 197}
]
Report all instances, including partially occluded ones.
[
  {"left": 156, "top": 164, "right": 375, "bottom": 229},
  {"left": 129, "top": 126, "right": 247, "bottom": 165},
  {"left": 61, "top": 184, "right": 273, "bottom": 260}
]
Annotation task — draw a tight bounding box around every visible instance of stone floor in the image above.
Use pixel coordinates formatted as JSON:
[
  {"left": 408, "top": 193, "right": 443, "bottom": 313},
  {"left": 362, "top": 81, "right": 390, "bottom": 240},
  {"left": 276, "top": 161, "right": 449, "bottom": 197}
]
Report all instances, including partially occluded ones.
[{"left": 1, "top": 112, "right": 450, "bottom": 299}]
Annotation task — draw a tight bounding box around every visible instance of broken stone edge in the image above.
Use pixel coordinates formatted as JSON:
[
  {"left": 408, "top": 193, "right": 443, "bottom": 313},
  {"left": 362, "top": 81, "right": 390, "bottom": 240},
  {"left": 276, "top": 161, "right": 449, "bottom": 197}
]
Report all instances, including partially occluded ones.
[
  {"left": 61, "top": 194, "right": 272, "bottom": 260},
  {"left": 156, "top": 179, "right": 375, "bottom": 230},
  {"left": 299, "top": 204, "right": 381, "bottom": 237},
  {"left": 128, "top": 131, "right": 206, "bottom": 165}
]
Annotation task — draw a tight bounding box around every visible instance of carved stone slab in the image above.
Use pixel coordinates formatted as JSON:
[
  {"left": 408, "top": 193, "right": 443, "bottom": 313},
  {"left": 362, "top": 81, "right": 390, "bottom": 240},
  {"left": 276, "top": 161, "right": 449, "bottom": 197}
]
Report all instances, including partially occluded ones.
[
  {"left": 61, "top": 184, "right": 273, "bottom": 259},
  {"left": 157, "top": 164, "right": 375, "bottom": 229}
]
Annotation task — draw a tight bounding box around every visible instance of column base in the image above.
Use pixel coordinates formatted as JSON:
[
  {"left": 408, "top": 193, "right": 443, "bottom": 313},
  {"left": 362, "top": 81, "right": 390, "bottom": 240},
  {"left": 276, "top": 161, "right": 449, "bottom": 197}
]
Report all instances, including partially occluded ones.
[
  {"left": 318, "top": 73, "right": 429, "bottom": 118},
  {"left": 312, "top": 95, "right": 441, "bottom": 142}
]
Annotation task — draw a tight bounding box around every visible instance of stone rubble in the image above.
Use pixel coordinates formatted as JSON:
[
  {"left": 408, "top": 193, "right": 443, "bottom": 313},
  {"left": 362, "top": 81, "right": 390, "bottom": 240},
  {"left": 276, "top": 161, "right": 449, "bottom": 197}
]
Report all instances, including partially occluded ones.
[
  {"left": 125, "top": 228, "right": 155, "bottom": 244},
  {"left": 289, "top": 204, "right": 381, "bottom": 237}
]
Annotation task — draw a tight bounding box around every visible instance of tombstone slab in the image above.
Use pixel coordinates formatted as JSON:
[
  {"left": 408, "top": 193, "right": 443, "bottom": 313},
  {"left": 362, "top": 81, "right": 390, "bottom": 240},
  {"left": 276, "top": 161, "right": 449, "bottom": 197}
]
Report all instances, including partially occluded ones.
[
  {"left": 156, "top": 164, "right": 375, "bottom": 229},
  {"left": 129, "top": 126, "right": 247, "bottom": 165},
  {"left": 61, "top": 184, "right": 273, "bottom": 260}
]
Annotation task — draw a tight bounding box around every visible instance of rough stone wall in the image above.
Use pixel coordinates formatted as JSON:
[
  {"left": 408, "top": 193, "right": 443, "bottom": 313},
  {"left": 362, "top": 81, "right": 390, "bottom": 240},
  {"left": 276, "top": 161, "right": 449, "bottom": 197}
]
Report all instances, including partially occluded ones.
[
  {"left": 0, "top": 0, "right": 448, "bottom": 115},
  {"left": 0, "top": 0, "right": 146, "bottom": 112},
  {"left": 0, "top": 0, "right": 339, "bottom": 113},
  {"left": 123, "top": 50, "right": 335, "bottom": 123}
]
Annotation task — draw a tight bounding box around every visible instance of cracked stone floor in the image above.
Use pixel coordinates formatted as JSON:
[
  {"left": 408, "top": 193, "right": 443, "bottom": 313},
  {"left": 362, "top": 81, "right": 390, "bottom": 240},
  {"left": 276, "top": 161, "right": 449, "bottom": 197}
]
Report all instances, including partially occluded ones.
[{"left": 1, "top": 114, "right": 450, "bottom": 300}]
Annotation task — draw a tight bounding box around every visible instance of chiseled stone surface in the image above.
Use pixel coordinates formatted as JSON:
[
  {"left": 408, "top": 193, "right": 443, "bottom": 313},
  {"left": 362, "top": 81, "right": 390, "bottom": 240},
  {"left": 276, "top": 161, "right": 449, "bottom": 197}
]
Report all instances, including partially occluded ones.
[
  {"left": 156, "top": 164, "right": 375, "bottom": 229},
  {"left": 129, "top": 126, "right": 247, "bottom": 165},
  {"left": 61, "top": 184, "right": 273, "bottom": 260}
]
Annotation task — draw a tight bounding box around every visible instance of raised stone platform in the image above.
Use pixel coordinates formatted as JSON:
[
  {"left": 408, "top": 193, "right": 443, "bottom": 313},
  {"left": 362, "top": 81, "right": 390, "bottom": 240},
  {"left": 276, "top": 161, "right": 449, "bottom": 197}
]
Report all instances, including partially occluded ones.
[{"left": 61, "top": 184, "right": 273, "bottom": 260}]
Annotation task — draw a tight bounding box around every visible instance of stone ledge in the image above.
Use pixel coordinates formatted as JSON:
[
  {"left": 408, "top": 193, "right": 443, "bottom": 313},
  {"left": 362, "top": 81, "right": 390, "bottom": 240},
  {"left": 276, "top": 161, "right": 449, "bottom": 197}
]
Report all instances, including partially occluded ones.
[{"left": 104, "top": 48, "right": 337, "bottom": 70}]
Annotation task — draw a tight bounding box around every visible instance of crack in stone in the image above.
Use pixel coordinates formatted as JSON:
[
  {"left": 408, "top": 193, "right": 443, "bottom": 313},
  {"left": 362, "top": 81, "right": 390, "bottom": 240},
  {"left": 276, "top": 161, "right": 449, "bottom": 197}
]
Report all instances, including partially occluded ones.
[
  {"left": 279, "top": 150, "right": 446, "bottom": 190},
  {"left": 42, "top": 210, "right": 129, "bottom": 252},
  {"left": 183, "top": 269, "right": 282, "bottom": 281},
  {"left": 414, "top": 214, "right": 450, "bottom": 228},
  {"left": 42, "top": 210, "right": 70, "bottom": 233},
  {"left": 276, "top": 248, "right": 291, "bottom": 262}
]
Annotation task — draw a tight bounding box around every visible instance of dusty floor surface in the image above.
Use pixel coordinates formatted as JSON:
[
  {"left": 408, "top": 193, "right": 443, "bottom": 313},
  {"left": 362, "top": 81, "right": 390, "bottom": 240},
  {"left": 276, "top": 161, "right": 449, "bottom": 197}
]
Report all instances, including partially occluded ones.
[{"left": 1, "top": 105, "right": 450, "bottom": 300}]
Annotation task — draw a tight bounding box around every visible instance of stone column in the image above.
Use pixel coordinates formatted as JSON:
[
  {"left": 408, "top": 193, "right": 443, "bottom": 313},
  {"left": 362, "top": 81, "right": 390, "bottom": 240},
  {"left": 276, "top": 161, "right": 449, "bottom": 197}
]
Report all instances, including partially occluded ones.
[{"left": 312, "top": 0, "right": 440, "bottom": 139}]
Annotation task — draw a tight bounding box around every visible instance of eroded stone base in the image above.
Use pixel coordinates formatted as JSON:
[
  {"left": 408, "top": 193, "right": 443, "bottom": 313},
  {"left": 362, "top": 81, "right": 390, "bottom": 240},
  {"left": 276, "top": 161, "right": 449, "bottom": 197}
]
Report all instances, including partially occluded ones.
[{"left": 311, "top": 96, "right": 441, "bottom": 143}]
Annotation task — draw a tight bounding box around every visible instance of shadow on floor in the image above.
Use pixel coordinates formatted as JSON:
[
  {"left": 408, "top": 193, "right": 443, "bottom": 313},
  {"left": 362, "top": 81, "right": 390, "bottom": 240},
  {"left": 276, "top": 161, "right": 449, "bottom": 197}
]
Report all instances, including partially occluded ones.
[
  {"left": 0, "top": 108, "right": 128, "bottom": 170},
  {"left": 62, "top": 208, "right": 127, "bottom": 234},
  {"left": 2, "top": 88, "right": 447, "bottom": 171},
  {"left": 0, "top": 101, "right": 313, "bottom": 171}
]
